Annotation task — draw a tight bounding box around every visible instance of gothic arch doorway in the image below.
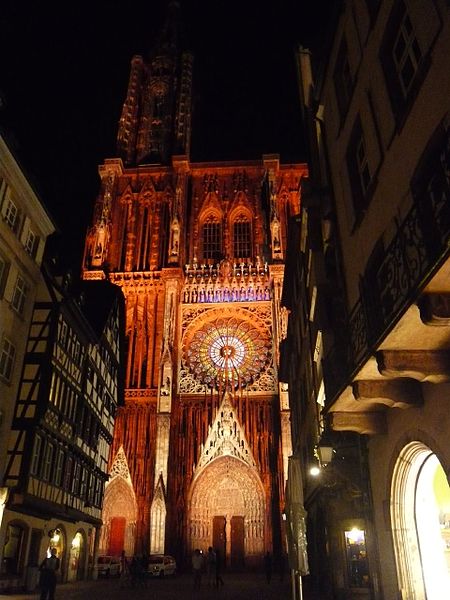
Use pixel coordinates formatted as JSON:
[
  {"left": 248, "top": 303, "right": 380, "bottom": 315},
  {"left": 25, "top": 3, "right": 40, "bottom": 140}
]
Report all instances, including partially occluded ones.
[
  {"left": 189, "top": 455, "right": 265, "bottom": 568},
  {"left": 390, "top": 441, "right": 450, "bottom": 600}
]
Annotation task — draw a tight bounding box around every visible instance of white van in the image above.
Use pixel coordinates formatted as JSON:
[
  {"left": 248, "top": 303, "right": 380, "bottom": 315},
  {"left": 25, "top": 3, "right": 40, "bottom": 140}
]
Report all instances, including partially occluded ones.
[{"left": 94, "top": 555, "right": 121, "bottom": 578}]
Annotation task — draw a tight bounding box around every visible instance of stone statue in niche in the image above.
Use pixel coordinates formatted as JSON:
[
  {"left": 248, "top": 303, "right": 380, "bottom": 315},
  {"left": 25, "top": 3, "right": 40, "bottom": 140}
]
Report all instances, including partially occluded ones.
[{"left": 170, "top": 216, "right": 180, "bottom": 257}]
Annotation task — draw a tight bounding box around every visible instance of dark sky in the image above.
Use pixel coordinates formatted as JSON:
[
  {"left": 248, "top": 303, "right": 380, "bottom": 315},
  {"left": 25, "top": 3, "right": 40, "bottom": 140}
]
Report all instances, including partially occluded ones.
[{"left": 0, "top": 0, "right": 332, "bottom": 273}]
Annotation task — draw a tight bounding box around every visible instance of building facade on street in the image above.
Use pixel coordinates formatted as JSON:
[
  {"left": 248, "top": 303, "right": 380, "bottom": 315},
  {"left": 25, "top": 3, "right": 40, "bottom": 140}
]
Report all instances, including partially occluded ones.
[
  {"left": 82, "top": 3, "right": 308, "bottom": 568},
  {"left": 282, "top": 0, "right": 450, "bottom": 598},
  {"left": 0, "top": 128, "right": 124, "bottom": 592},
  {"left": 0, "top": 261, "right": 124, "bottom": 592}
]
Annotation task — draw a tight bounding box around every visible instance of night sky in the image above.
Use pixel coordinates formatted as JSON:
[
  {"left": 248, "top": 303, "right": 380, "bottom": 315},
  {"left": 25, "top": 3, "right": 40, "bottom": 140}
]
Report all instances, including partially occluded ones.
[{"left": 0, "top": 0, "right": 333, "bottom": 273}]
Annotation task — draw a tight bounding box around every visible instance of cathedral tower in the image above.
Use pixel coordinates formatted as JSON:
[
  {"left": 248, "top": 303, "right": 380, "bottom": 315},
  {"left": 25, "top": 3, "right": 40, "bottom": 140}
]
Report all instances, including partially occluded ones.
[{"left": 82, "top": 3, "right": 307, "bottom": 566}]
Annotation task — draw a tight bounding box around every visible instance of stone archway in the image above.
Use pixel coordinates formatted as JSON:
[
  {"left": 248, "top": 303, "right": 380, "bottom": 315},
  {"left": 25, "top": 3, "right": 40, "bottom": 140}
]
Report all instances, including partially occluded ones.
[
  {"left": 390, "top": 441, "right": 450, "bottom": 600},
  {"left": 189, "top": 455, "right": 265, "bottom": 567},
  {"left": 101, "top": 476, "right": 137, "bottom": 557}
]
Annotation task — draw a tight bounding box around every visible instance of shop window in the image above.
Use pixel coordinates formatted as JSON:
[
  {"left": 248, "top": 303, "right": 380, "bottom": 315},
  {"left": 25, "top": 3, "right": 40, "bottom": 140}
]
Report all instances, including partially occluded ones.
[
  {"left": 1, "top": 523, "right": 25, "bottom": 575},
  {"left": 345, "top": 527, "right": 369, "bottom": 587}
]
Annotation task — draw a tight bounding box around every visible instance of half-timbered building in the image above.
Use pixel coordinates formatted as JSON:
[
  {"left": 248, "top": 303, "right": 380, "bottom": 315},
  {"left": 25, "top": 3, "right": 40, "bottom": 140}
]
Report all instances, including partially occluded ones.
[{"left": 0, "top": 262, "right": 123, "bottom": 591}]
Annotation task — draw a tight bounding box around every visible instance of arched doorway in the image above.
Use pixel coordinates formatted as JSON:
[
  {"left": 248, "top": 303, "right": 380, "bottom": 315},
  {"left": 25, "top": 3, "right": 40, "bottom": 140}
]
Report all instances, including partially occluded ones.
[
  {"left": 67, "top": 531, "right": 85, "bottom": 581},
  {"left": 189, "top": 455, "right": 265, "bottom": 568},
  {"left": 391, "top": 441, "right": 450, "bottom": 599},
  {"left": 101, "top": 476, "right": 137, "bottom": 557}
]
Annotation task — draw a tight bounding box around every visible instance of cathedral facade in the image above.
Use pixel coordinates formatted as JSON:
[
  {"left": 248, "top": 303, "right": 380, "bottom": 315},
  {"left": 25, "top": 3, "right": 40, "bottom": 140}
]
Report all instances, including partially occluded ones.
[{"left": 82, "top": 3, "right": 307, "bottom": 567}]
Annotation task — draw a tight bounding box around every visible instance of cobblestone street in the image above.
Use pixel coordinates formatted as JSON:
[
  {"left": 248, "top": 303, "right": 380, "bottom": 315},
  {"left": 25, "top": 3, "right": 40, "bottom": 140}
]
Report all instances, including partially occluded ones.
[{"left": 0, "top": 570, "right": 317, "bottom": 600}]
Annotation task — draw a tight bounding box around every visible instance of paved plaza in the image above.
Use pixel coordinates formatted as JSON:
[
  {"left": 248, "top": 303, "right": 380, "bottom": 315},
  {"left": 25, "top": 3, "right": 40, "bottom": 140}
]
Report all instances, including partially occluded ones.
[{"left": 1, "top": 570, "right": 320, "bottom": 600}]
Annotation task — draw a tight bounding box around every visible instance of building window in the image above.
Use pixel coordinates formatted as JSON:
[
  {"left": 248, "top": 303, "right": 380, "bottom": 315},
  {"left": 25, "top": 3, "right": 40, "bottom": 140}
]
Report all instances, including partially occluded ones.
[
  {"left": 0, "top": 255, "right": 9, "bottom": 298},
  {"left": 347, "top": 117, "right": 373, "bottom": 222},
  {"left": 30, "top": 436, "right": 43, "bottom": 476},
  {"left": 0, "top": 337, "right": 15, "bottom": 382},
  {"left": 42, "top": 442, "right": 54, "bottom": 481},
  {"left": 2, "top": 198, "right": 19, "bottom": 232},
  {"left": 202, "top": 218, "right": 222, "bottom": 260},
  {"left": 54, "top": 449, "right": 65, "bottom": 487},
  {"left": 380, "top": 0, "right": 423, "bottom": 124},
  {"left": 334, "top": 38, "right": 353, "bottom": 121},
  {"left": 11, "top": 274, "right": 28, "bottom": 315},
  {"left": 233, "top": 218, "right": 251, "bottom": 258},
  {"left": 24, "top": 228, "right": 38, "bottom": 257},
  {"left": 392, "top": 9, "right": 422, "bottom": 96}
]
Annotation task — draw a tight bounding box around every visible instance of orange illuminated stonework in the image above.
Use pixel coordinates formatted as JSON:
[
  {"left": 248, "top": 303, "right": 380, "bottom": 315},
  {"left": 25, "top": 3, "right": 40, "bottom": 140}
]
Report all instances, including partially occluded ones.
[{"left": 82, "top": 3, "right": 307, "bottom": 566}]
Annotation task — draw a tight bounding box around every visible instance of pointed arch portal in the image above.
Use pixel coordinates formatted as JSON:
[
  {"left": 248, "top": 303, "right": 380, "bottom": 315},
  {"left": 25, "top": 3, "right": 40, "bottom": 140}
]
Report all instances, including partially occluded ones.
[
  {"left": 390, "top": 441, "right": 450, "bottom": 600},
  {"left": 101, "top": 447, "right": 137, "bottom": 557},
  {"left": 189, "top": 455, "right": 265, "bottom": 567}
]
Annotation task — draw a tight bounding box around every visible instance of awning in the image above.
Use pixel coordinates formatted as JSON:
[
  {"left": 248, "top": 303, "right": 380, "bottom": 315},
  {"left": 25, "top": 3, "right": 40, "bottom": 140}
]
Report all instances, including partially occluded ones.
[{"left": 285, "top": 455, "right": 309, "bottom": 576}]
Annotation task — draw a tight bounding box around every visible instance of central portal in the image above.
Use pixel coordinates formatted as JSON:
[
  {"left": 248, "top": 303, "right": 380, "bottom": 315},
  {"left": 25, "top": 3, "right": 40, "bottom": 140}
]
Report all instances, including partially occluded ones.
[{"left": 189, "top": 456, "right": 265, "bottom": 567}]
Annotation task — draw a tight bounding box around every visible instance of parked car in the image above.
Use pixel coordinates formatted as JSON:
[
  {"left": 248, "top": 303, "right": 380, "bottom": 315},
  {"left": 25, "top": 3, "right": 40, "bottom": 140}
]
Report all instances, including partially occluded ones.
[
  {"left": 94, "top": 555, "right": 121, "bottom": 578},
  {"left": 147, "top": 554, "right": 177, "bottom": 577}
]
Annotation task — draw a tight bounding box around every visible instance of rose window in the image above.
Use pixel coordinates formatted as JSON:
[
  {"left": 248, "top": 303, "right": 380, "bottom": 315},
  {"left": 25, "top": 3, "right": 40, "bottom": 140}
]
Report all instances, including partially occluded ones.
[{"left": 184, "top": 317, "right": 271, "bottom": 388}]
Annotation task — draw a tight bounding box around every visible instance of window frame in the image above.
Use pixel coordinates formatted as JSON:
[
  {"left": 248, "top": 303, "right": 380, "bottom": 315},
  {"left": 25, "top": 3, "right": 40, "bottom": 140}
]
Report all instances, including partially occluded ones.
[
  {"left": 11, "top": 274, "right": 29, "bottom": 315},
  {"left": 232, "top": 217, "right": 252, "bottom": 259},
  {"left": 0, "top": 337, "right": 16, "bottom": 382},
  {"left": 346, "top": 116, "right": 374, "bottom": 225},
  {"left": 201, "top": 217, "right": 222, "bottom": 260}
]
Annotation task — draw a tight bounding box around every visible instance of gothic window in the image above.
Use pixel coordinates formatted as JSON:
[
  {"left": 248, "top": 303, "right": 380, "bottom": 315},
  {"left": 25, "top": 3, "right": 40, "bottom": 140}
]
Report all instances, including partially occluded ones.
[
  {"left": 202, "top": 217, "right": 222, "bottom": 260},
  {"left": 233, "top": 217, "right": 251, "bottom": 258}
]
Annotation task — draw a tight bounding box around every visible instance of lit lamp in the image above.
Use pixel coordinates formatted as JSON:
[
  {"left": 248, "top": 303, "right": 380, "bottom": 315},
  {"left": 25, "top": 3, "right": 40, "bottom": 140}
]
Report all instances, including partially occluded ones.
[{"left": 317, "top": 432, "right": 335, "bottom": 466}]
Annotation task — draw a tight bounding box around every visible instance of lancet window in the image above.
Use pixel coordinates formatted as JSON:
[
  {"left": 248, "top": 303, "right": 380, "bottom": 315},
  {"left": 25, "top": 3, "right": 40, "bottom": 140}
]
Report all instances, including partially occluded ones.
[
  {"left": 233, "top": 217, "right": 251, "bottom": 258},
  {"left": 202, "top": 216, "right": 222, "bottom": 260}
]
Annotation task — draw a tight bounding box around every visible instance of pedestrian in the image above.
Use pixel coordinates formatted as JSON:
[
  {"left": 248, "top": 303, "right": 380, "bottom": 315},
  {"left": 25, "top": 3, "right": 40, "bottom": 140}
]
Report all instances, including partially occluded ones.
[
  {"left": 264, "top": 551, "right": 272, "bottom": 584},
  {"left": 119, "top": 550, "right": 129, "bottom": 587},
  {"left": 192, "top": 548, "right": 204, "bottom": 590},
  {"left": 206, "top": 546, "right": 216, "bottom": 586},
  {"left": 39, "top": 547, "right": 60, "bottom": 600},
  {"left": 215, "top": 547, "right": 224, "bottom": 588}
]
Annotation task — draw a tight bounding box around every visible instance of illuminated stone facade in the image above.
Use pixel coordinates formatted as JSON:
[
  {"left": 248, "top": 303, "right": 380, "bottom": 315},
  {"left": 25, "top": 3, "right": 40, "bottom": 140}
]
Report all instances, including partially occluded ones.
[{"left": 82, "top": 4, "right": 307, "bottom": 566}]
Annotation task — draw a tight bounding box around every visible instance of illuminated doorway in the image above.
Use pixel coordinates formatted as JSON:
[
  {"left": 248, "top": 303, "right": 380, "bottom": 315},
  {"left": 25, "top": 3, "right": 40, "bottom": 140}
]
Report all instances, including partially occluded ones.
[
  {"left": 67, "top": 531, "right": 85, "bottom": 581},
  {"left": 189, "top": 455, "right": 265, "bottom": 566},
  {"left": 391, "top": 442, "right": 450, "bottom": 599}
]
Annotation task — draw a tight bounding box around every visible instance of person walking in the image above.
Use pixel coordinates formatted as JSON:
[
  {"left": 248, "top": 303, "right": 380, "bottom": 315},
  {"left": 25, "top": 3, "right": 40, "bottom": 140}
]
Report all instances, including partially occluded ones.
[
  {"left": 192, "top": 548, "right": 204, "bottom": 590},
  {"left": 206, "top": 547, "right": 216, "bottom": 586},
  {"left": 215, "top": 547, "right": 224, "bottom": 588},
  {"left": 39, "top": 548, "right": 60, "bottom": 600},
  {"left": 264, "top": 551, "right": 272, "bottom": 584}
]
